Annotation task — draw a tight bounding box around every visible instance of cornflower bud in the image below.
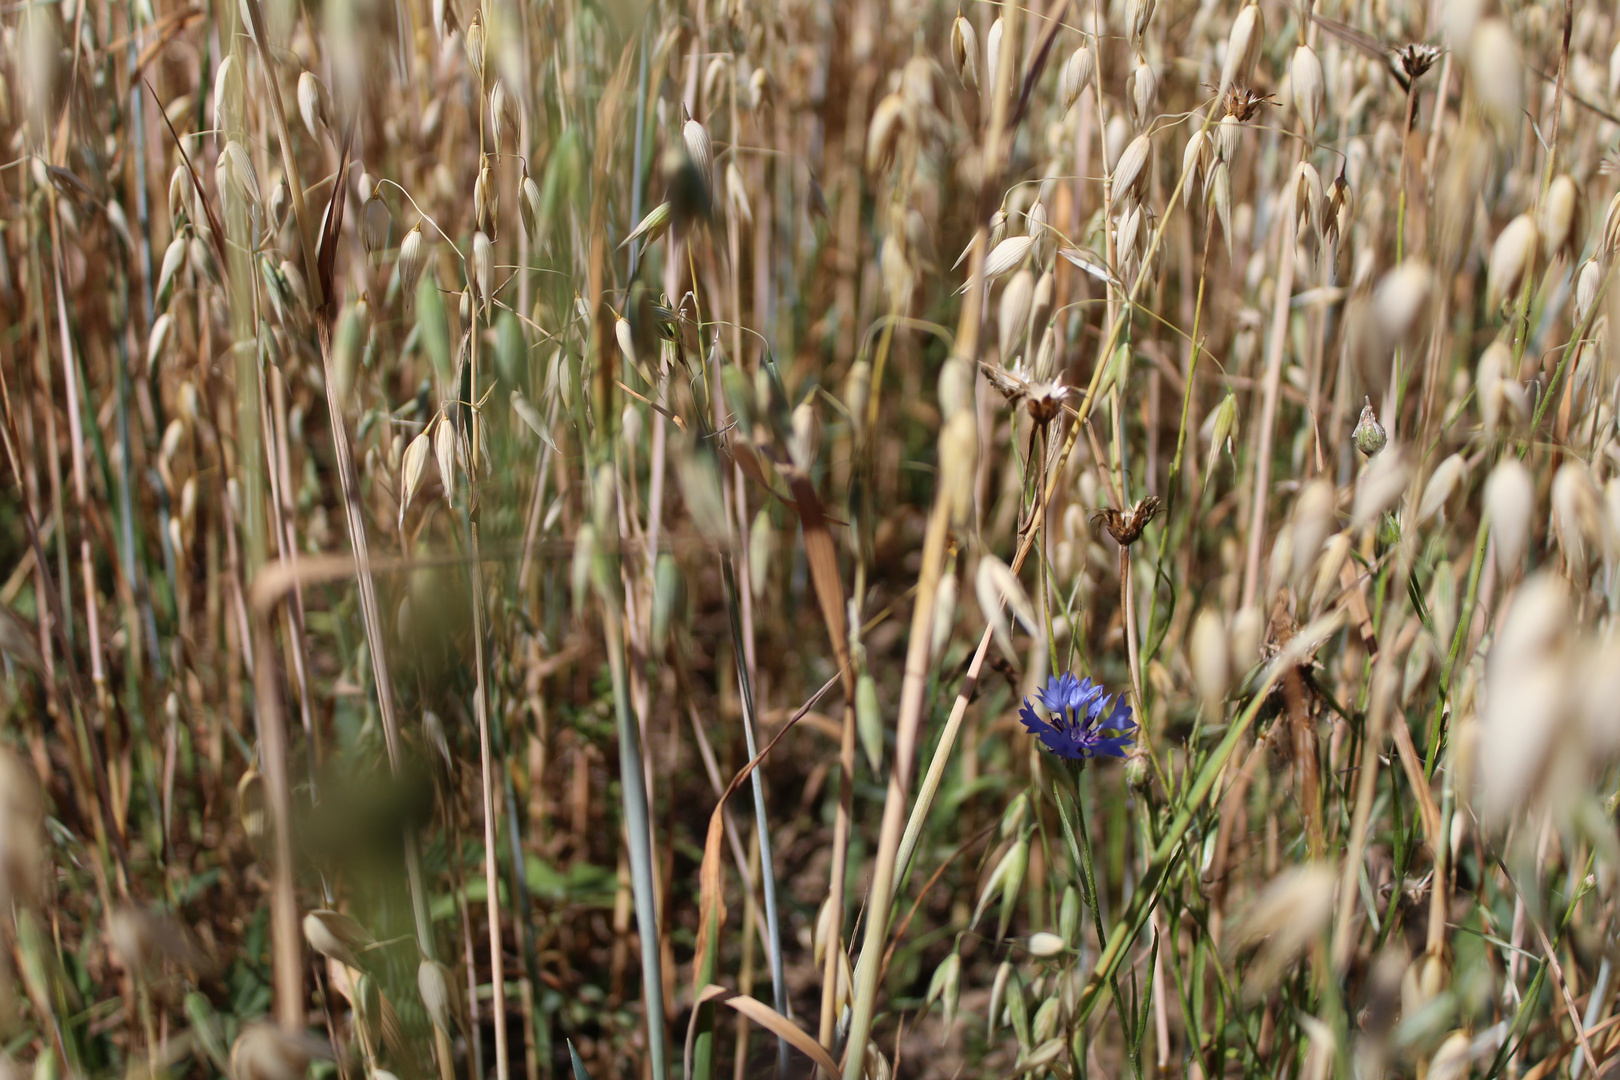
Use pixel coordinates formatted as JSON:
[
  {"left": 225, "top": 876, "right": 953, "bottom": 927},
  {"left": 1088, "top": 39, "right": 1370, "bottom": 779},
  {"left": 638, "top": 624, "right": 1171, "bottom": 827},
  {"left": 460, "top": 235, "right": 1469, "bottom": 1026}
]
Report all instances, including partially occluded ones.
[{"left": 1353, "top": 398, "right": 1387, "bottom": 457}]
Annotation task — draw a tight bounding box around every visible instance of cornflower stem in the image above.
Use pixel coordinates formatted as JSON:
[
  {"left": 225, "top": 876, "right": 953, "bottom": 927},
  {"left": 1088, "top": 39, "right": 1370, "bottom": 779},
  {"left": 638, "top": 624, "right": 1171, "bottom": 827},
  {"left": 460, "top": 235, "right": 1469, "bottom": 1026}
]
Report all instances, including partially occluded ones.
[{"left": 1052, "top": 767, "right": 1139, "bottom": 1080}]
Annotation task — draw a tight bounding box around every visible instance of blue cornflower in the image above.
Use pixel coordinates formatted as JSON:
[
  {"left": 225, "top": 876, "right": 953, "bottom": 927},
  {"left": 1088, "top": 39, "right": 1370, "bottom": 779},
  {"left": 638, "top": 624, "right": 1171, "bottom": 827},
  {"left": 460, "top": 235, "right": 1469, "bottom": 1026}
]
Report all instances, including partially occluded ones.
[{"left": 1018, "top": 672, "right": 1137, "bottom": 761}]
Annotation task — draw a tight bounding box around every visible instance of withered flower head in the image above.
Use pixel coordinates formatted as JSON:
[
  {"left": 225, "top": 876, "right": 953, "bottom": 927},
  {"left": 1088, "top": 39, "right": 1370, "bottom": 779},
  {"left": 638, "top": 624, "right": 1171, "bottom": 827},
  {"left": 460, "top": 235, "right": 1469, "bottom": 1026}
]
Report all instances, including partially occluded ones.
[
  {"left": 1396, "top": 43, "right": 1443, "bottom": 84},
  {"left": 1219, "top": 82, "right": 1277, "bottom": 122},
  {"left": 980, "top": 360, "right": 1070, "bottom": 425},
  {"left": 1092, "top": 495, "right": 1162, "bottom": 546}
]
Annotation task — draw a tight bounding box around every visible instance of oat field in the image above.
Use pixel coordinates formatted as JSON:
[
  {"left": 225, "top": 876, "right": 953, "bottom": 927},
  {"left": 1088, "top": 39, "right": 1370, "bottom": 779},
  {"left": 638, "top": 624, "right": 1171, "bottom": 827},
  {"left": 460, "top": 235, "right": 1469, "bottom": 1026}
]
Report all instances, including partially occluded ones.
[{"left": 3, "top": 0, "right": 1620, "bottom": 1076}]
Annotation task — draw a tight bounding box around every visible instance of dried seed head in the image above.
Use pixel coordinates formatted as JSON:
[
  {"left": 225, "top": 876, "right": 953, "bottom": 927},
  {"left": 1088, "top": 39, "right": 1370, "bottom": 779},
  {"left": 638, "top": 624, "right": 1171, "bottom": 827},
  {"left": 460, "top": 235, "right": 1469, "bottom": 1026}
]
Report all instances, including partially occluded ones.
[
  {"left": 1292, "top": 160, "right": 1323, "bottom": 237},
  {"left": 985, "top": 18, "right": 1005, "bottom": 97},
  {"left": 998, "top": 270, "right": 1034, "bottom": 363},
  {"left": 867, "top": 93, "right": 906, "bottom": 173},
  {"left": 1126, "top": 0, "right": 1156, "bottom": 48},
  {"left": 1469, "top": 19, "right": 1522, "bottom": 128},
  {"left": 237, "top": 768, "right": 266, "bottom": 838},
  {"left": 490, "top": 79, "right": 519, "bottom": 150},
  {"left": 362, "top": 192, "right": 391, "bottom": 254},
  {"left": 1415, "top": 454, "right": 1469, "bottom": 525},
  {"left": 1209, "top": 159, "right": 1233, "bottom": 245},
  {"left": 470, "top": 231, "right": 493, "bottom": 305},
  {"left": 1182, "top": 129, "right": 1211, "bottom": 191},
  {"left": 156, "top": 234, "right": 187, "bottom": 307},
  {"left": 1291, "top": 45, "right": 1324, "bottom": 135},
  {"left": 1552, "top": 461, "right": 1604, "bottom": 574},
  {"left": 396, "top": 224, "right": 427, "bottom": 300},
  {"left": 1353, "top": 444, "right": 1409, "bottom": 526},
  {"left": 683, "top": 117, "right": 715, "bottom": 202},
  {"left": 1478, "top": 572, "right": 1571, "bottom": 825},
  {"left": 1189, "top": 609, "right": 1230, "bottom": 715},
  {"left": 1061, "top": 45, "right": 1094, "bottom": 112},
  {"left": 1574, "top": 258, "right": 1601, "bottom": 325},
  {"left": 474, "top": 157, "right": 496, "bottom": 235},
  {"left": 982, "top": 234, "right": 1033, "bottom": 280},
  {"left": 1372, "top": 260, "right": 1434, "bottom": 344},
  {"left": 214, "top": 54, "right": 243, "bottom": 137},
  {"left": 434, "top": 415, "right": 457, "bottom": 503},
  {"left": 399, "top": 428, "right": 432, "bottom": 527},
  {"left": 1539, "top": 174, "right": 1581, "bottom": 260},
  {"left": 304, "top": 909, "right": 374, "bottom": 970},
  {"left": 297, "top": 71, "right": 328, "bottom": 142},
  {"left": 465, "top": 15, "right": 486, "bottom": 86},
  {"left": 1353, "top": 398, "right": 1386, "bottom": 457},
  {"left": 951, "top": 16, "right": 980, "bottom": 90},
  {"left": 519, "top": 166, "right": 542, "bottom": 241},
  {"left": 230, "top": 1023, "right": 320, "bottom": 1080},
  {"left": 415, "top": 957, "right": 453, "bottom": 1031},
  {"left": 1474, "top": 340, "right": 1510, "bottom": 436},
  {"left": 1228, "top": 865, "right": 1336, "bottom": 993},
  {"left": 1486, "top": 214, "right": 1538, "bottom": 307},
  {"left": 1216, "top": 113, "right": 1242, "bottom": 162},
  {"left": 1112, "top": 133, "right": 1152, "bottom": 200},
  {"left": 217, "top": 140, "right": 260, "bottom": 213},
  {"left": 1485, "top": 458, "right": 1534, "bottom": 574},
  {"left": 168, "top": 164, "right": 191, "bottom": 227},
  {"left": 1219, "top": 5, "right": 1264, "bottom": 98},
  {"left": 1290, "top": 480, "right": 1336, "bottom": 585},
  {"left": 1128, "top": 55, "right": 1157, "bottom": 130}
]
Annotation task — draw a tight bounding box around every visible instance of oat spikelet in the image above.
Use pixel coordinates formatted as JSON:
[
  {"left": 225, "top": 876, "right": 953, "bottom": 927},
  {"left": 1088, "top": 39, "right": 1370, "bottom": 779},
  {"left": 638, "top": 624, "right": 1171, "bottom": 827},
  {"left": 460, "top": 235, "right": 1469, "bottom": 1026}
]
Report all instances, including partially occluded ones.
[
  {"left": 297, "top": 71, "right": 328, "bottom": 141},
  {"left": 1061, "top": 46, "right": 1094, "bottom": 112},
  {"left": 1219, "top": 5, "right": 1264, "bottom": 98},
  {"left": 1486, "top": 214, "right": 1537, "bottom": 306},
  {"left": 1291, "top": 45, "right": 1324, "bottom": 135},
  {"left": 951, "top": 16, "right": 980, "bottom": 90},
  {"left": 1540, "top": 175, "right": 1581, "bottom": 261},
  {"left": 1190, "top": 609, "right": 1229, "bottom": 715},
  {"left": 1468, "top": 19, "right": 1522, "bottom": 129},
  {"left": 1485, "top": 458, "right": 1534, "bottom": 574},
  {"left": 1112, "top": 134, "right": 1152, "bottom": 200}
]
